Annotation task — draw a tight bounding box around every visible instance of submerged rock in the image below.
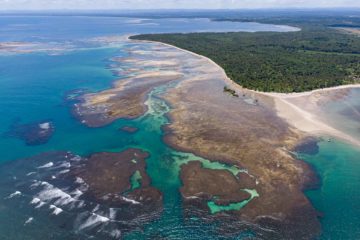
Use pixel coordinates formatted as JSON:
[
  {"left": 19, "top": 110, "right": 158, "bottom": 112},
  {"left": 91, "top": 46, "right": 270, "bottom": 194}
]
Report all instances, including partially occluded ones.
[
  {"left": 293, "top": 136, "right": 320, "bottom": 155},
  {"left": 119, "top": 126, "right": 138, "bottom": 133},
  {"left": 0, "top": 149, "right": 163, "bottom": 239},
  {"left": 3, "top": 119, "right": 54, "bottom": 146},
  {"left": 71, "top": 149, "right": 163, "bottom": 211}
]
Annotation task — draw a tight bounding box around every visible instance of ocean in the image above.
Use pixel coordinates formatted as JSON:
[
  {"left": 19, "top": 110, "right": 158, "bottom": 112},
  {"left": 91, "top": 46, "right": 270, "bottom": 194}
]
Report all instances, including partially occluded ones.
[{"left": 0, "top": 15, "right": 358, "bottom": 239}]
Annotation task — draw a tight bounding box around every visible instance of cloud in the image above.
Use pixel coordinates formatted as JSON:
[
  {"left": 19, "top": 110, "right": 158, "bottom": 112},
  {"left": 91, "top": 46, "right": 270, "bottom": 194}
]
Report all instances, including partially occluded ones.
[{"left": 0, "top": 0, "right": 359, "bottom": 10}]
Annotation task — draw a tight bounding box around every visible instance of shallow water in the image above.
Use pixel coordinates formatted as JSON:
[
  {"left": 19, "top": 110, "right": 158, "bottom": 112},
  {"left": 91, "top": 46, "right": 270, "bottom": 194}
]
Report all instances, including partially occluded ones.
[
  {"left": 0, "top": 15, "right": 358, "bottom": 239},
  {"left": 0, "top": 16, "right": 297, "bottom": 163},
  {"left": 300, "top": 140, "right": 360, "bottom": 239},
  {"left": 317, "top": 88, "right": 360, "bottom": 143}
]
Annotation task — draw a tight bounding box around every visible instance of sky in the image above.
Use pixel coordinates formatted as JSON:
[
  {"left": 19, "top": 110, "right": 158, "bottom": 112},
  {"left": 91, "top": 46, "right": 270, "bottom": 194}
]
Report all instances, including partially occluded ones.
[{"left": 0, "top": 0, "right": 359, "bottom": 10}]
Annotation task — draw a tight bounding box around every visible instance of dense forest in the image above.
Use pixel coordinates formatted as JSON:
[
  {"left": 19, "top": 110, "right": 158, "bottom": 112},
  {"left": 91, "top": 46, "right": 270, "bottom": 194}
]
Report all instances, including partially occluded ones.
[{"left": 131, "top": 19, "right": 360, "bottom": 92}]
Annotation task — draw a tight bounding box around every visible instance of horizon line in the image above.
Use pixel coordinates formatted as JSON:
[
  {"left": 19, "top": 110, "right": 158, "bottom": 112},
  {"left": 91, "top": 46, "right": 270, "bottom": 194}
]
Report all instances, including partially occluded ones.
[{"left": 1, "top": 7, "right": 360, "bottom": 12}]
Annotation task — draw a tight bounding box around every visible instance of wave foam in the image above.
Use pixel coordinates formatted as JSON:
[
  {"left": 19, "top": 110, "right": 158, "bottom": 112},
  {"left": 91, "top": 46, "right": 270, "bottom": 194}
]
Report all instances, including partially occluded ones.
[
  {"left": 109, "top": 208, "right": 117, "bottom": 220},
  {"left": 78, "top": 213, "right": 110, "bottom": 231},
  {"left": 30, "top": 197, "right": 41, "bottom": 205},
  {"left": 75, "top": 177, "right": 85, "bottom": 184},
  {"left": 38, "top": 162, "right": 54, "bottom": 169},
  {"left": 39, "top": 122, "right": 50, "bottom": 130},
  {"left": 6, "top": 191, "right": 21, "bottom": 199},
  {"left": 54, "top": 161, "right": 71, "bottom": 169},
  {"left": 70, "top": 156, "right": 82, "bottom": 162},
  {"left": 121, "top": 197, "right": 140, "bottom": 205},
  {"left": 35, "top": 181, "right": 76, "bottom": 206},
  {"left": 58, "top": 169, "right": 70, "bottom": 174},
  {"left": 30, "top": 197, "right": 46, "bottom": 209},
  {"left": 50, "top": 205, "right": 63, "bottom": 215},
  {"left": 24, "top": 217, "right": 34, "bottom": 226},
  {"left": 110, "top": 229, "right": 121, "bottom": 238},
  {"left": 70, "top": 189, "right": 83, "bottom": 198}
]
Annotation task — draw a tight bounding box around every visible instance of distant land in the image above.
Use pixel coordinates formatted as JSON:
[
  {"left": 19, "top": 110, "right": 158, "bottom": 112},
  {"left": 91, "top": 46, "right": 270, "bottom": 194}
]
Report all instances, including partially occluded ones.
[
  {"left": 0, "top": 9, "right": 360, "bottom": 240},
  {"left": 132, "top": 13, "right": 360, "bottom": 92}
]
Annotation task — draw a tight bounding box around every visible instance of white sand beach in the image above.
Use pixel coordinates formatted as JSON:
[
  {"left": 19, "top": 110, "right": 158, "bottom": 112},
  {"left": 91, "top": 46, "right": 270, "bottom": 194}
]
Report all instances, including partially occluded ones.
[{"left": 131, "top": 36, "right": 360, "bottom": 147}]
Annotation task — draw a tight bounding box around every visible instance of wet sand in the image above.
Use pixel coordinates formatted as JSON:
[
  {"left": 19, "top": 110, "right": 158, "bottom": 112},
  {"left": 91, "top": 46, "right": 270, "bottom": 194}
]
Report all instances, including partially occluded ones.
[
  {"left": 158, "top": 47, "right": 321, "bottom": 239},
  {"left": 336, "top": 27, "right": 360, "bottom": 36},
  {"left": 149, "top": 38, "right": 360, "bottom": 147},
  {"left": 73, "top": 43, "right": 185, "bottom": 127},
  {"left": 262, "top": 87, "right": 360, "bottom": 147},
  {"left": 75, "top": 39, "right": 323, "bottom": 238}
]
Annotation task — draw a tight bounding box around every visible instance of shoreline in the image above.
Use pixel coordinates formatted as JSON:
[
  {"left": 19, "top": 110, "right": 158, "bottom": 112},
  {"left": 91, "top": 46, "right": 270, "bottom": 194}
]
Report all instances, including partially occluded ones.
[
  {"left": 129, "top": 36, "right": 360, "bottom": 95},
  {"left": 129, "top": 36, "right": 360, "bottom": 147},
  {"left": 69, "top": 36, "right": 323, "bottom": 238}
]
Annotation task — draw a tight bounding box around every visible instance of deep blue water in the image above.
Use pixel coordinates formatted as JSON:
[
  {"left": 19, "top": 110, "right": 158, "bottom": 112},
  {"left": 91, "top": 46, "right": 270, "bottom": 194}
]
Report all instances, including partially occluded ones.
[
  {"left": 0, "top": 16, "right": 298, "bottom": 162},
  {"left": 0, "top": 15, "right": 358, "bottom": 239}
]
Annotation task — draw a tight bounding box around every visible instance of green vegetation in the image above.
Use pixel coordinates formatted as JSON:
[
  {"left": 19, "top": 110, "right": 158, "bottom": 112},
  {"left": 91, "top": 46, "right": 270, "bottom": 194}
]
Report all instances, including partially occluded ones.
[
  {"left": 223, "top": 86, "right": 239, "bottom": 97},
  {"left": 131, "top": 23, "right": 360, "bottom": 92}
]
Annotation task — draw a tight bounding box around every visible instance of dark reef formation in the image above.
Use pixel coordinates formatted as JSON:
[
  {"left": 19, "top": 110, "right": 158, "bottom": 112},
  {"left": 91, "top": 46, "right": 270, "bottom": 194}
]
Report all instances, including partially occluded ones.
[
  {"left": 70, "top": 149, "right": 162, "bottom": 211},
  {"left": 71, "top": 42, "right": 323, "bottom": 239},
  {"left": 119, "top": 126, "right": 138, "bottom": 133},
  {"left": 0, "top": 149, "right": 162, "bottom": 239},
  {"left": 293, "top": 136, "right": 320, "bottom": 155},
  {"left": 3, "top": 119, "right": 54, "bottom": 146}
]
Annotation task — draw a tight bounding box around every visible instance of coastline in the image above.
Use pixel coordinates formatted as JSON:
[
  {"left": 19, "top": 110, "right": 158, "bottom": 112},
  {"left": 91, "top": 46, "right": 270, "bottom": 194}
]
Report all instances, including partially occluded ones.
[
  {"left": 130, "top": 36, "right": 360, "bottom": 147},
  {"left": 1, "top": 14, "right": 358, "bottom": 239},
  {"left": 69, "top": 35, "right": 324, "bottom": 238}
]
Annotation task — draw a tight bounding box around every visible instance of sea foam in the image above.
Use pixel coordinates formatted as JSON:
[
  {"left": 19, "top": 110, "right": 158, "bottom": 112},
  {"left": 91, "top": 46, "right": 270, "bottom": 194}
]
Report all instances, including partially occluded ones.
[
  {"left": 39, "top": 122, "right": 50, "bottom": 130},
  {"left": 6, "top": 191, "right": 21, "bottom": 199},
  {"left": 35, "top": 181, "right": 76, "bottom": 206},
  {"left": 78, "top": 213, "right": 110, "bottom": 231},
  {"left": 24, "top": 217, "right": 34, "bottom": 226},
  {"left": 50, "top": 205, "right": 63, "bottom": 215},
  {"left": 121, "top": 197, "right": 140, "bottom": 205},
  {"left": 37, "top": 162, "right": 54, "bottom": 169}
]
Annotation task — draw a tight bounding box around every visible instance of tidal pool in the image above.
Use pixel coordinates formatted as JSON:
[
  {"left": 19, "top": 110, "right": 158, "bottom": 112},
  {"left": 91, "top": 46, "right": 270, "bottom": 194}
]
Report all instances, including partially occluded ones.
[
  {"left": 0, "top": 15, "right": 358, "bottom": 240},
  {"left": 207, "top": 189, "right": 259, "bottom": 214}
]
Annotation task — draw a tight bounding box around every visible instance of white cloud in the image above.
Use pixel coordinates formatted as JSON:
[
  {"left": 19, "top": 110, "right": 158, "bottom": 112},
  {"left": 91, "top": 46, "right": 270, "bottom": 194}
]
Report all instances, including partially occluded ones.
[{"left": 0, "top": 0, "right": 359, "bottom": 10}]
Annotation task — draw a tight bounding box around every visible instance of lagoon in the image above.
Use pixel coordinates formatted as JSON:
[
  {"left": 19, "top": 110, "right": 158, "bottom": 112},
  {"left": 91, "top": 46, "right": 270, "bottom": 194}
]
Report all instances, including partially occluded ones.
[{"left": 0, "top": 15, "right": 358, "bottom": 239}]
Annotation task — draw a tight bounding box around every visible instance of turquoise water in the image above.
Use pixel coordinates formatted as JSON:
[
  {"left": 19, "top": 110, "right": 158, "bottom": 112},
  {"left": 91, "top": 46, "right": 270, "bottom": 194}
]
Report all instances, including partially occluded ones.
[
  {"left": 0, "top": 15, "right": 298, "bottom": 162},
  {"left": 0, "top": 47, "right": 131, "bottom": 161},
  {"left": 300, "top": 140, "right": 360, "bottom": 239},
  {"left": 123, "top": 84, "right": 258, "bottom": 239},
  {"left": 317, "top": 88, "right": 360, "bottom": 143},
  {"left": 207, "top": 189, "right": 259, "bottom": 214},
  {"left": 0, "top": 15, "right": 359, "bottom": 239}
]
